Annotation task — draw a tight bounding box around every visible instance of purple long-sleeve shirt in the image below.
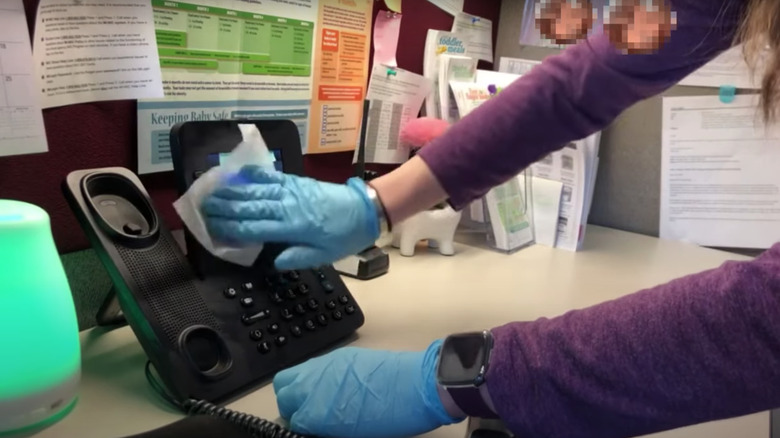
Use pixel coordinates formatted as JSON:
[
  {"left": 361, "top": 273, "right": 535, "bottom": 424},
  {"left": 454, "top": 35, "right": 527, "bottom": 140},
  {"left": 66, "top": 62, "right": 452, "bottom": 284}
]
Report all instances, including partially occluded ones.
[{"left": 416, "top": 1, "right": 780, "bottom": 437}]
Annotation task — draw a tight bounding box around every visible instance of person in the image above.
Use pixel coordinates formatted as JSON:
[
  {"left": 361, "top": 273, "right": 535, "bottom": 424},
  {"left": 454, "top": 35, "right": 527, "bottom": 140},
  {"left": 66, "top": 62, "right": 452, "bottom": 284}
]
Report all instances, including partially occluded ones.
[{"left": 200, "top": 1, "right": 780, "bottom": 437}]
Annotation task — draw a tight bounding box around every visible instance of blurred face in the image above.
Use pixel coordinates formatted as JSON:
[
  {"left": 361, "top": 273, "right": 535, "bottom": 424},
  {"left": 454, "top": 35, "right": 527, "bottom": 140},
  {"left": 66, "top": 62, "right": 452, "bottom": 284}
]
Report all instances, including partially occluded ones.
[
  {"left": 537, "top": 0, "right": 596, "bottom": 44},
  {"left": 536, "top": 0, "right": 676, "bottom": 53}
]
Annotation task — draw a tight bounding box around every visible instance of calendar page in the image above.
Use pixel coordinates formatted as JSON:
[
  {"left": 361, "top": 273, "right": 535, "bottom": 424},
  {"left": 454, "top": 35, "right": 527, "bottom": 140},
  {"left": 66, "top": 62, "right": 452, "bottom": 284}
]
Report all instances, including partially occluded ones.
[{"left": 0, "top": 0, "right": 47, "bottom": 157}]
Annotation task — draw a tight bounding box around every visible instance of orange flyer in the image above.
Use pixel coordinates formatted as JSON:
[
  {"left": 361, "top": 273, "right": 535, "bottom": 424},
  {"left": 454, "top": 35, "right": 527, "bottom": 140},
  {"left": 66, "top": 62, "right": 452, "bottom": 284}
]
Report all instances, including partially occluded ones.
[{"left": 307, "top": 0, "right": 373, "bottom": 154}]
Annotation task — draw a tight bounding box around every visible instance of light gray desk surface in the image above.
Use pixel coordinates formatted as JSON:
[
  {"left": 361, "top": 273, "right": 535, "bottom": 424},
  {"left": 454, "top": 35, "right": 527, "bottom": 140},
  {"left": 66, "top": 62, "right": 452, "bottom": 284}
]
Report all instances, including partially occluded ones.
[{"left": 31, "top": 226, "right": 769, "bottom": 438}]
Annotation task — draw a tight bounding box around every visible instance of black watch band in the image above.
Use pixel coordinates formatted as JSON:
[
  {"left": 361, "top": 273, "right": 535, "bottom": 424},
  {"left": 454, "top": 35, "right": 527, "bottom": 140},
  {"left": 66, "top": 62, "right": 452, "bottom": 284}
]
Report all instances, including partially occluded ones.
[
  {"left": 448, "top": 387, "right": 499, "bottom": 419},
  {"left": 436, "top": 331, "right": 498, "bottom": 419}
]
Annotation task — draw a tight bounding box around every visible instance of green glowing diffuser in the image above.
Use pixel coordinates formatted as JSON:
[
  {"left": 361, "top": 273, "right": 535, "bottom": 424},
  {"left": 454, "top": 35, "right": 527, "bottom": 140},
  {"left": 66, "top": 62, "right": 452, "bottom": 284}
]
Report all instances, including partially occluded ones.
[{"left": 0, "top": 200, "right": 80, "bottom": 436}]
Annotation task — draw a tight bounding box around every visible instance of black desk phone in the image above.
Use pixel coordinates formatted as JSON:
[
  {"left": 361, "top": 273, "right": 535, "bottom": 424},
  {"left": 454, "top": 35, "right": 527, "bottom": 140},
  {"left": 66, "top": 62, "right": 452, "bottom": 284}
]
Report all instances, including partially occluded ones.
[{"left": 62, "top": 120, "right": 365, "bottom": 437}]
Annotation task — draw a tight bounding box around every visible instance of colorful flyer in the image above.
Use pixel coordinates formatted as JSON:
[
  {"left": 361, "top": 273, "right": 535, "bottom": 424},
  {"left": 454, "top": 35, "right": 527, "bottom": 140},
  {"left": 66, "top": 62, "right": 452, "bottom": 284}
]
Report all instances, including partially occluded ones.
[
  {"left": 306, "top": 0, "right": 373, "bottom": 155},
  {"left": 137, "top": 0, "right": 373, "bottom": 174}
]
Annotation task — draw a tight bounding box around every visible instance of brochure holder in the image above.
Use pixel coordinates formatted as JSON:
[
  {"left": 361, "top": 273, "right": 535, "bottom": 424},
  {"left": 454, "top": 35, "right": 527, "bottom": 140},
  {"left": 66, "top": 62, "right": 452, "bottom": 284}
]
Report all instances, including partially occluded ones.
[{"left": 458, "top": 167, "right": 535, "bottom": 254}]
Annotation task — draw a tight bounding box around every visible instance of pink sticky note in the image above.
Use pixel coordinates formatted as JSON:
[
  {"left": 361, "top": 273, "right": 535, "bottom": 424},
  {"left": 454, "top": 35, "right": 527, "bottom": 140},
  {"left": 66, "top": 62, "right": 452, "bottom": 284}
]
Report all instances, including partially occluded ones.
[{"left": 373, "top": 11, "right": 402, "bottom": 67}]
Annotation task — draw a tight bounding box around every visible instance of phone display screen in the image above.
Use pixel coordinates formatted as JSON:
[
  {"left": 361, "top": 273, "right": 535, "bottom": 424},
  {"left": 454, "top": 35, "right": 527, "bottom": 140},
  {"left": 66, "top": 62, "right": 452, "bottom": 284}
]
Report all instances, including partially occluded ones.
[{"left": 206, "top": 149, "right": 283, "bottom": 172}]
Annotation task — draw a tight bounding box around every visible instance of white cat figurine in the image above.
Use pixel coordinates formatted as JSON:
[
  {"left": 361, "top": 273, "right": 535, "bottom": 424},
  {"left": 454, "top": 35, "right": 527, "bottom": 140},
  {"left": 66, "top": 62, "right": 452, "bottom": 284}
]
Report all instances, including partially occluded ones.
[{"left": 391, "top": 206, "right": 462, "bottom": 257}]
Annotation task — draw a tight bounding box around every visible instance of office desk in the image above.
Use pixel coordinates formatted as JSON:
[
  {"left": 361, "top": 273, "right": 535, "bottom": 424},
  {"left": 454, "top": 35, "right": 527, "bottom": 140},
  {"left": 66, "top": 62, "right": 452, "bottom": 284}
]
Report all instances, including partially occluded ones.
[{"left": 32, "top": 226, "right": 769, "bottom": 438}]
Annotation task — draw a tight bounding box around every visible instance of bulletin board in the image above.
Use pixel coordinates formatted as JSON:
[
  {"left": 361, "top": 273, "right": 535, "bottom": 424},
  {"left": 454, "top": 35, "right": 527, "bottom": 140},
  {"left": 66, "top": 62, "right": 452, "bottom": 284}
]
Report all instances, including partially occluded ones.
[{"left": 0, "top": 0, "right": 501, "bottom": 254}]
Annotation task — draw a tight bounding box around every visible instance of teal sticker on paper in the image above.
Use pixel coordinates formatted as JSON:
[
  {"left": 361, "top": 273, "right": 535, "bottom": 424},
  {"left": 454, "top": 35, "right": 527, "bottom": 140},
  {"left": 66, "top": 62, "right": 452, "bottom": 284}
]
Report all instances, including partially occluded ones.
[{"left": 719, "top": 85, "right": 736, "bottom": 104}]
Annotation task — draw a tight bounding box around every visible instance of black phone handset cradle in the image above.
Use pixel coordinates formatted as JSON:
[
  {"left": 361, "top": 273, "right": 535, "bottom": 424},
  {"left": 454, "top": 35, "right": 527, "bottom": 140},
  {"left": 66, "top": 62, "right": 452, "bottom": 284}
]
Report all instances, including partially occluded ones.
[{"left": 62, "top": 120, "right": 366, "bottom": 438}]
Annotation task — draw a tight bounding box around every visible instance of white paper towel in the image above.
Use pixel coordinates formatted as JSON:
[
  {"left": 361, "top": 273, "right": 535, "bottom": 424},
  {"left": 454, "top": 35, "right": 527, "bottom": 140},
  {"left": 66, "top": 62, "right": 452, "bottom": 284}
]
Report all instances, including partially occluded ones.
[{"left": 173, "top": 124, "right": 276, "bottom": 267}]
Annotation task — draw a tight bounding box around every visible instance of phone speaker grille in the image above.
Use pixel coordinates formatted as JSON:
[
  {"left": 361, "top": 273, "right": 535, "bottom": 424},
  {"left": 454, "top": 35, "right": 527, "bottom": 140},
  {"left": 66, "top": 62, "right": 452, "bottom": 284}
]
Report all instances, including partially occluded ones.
[{"left": 115, "top": 233, "right": 221, "bottom": 346}]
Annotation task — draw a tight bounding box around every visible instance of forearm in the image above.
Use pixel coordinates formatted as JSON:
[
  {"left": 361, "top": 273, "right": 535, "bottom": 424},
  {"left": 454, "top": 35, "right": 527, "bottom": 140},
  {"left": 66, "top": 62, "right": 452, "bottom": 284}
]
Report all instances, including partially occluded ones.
[
  {"left": 413, "top": 1, "right": 738, "bottom": 210},
  {"left": 368, "top": 156, "right": 448, "bottom": 226},
  {"left": 485, "top": 244, "right": 780, "bottom": 438},
  {"left": 370, "top": 10, "right": 737, "bottom": 219}
]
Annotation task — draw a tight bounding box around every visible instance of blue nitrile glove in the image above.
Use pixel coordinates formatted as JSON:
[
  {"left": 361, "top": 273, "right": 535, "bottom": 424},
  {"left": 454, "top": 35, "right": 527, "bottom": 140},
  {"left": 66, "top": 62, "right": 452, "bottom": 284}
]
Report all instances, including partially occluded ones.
[
  {"left": 273, "top": 340, "right": 463, "bottom": 438},
  {"left": 201, "top": 165, "right": 380, "bottom": 270}
]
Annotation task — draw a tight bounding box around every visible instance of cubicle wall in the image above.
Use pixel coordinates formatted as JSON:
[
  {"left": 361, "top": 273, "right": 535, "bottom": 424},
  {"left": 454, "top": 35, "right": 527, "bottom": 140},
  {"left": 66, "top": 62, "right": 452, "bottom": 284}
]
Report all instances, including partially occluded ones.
[
  {"left": 1, "top": 0, "right": 502, "bottom": 330},
  {"left": 2, "top": 0, "right": 502, "bottom": 256},
  {"left": 495, "top": 0, "right": 733, "bottom": 239}
]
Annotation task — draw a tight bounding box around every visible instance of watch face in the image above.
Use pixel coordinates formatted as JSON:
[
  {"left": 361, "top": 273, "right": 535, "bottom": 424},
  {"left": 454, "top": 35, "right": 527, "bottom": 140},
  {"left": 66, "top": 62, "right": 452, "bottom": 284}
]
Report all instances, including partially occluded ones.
[{"left": 438, "top": 332, "right": 490, "bottom": 386}]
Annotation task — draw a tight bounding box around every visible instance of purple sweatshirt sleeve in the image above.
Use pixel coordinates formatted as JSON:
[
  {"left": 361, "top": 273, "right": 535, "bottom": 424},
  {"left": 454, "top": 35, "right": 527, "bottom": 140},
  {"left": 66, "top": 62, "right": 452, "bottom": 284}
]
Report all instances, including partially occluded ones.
[
  {"left": 486, "top": 243, "right": 780, "bottom": 437},
  {"left": 413, "top": 0, "right": 769, "bottom": 434},
  {"left": 416, "top": 0, "right": 744, "bottom": 210}
]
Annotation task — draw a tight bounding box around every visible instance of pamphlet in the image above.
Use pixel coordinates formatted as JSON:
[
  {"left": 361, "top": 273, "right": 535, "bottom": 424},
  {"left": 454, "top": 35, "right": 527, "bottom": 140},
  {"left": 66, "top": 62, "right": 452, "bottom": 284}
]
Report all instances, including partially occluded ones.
[
  {"left": 422, "top": 30, "right": 470, "bottom": 118},
  {"left": 483, "top": 177, "right": 534, "bottom": 252},
  {"left": 437, "top": 55, "right": 477, "bottom": 124},
  {"left": 531, "top": 135, "right": 600, "bottom": 252}
]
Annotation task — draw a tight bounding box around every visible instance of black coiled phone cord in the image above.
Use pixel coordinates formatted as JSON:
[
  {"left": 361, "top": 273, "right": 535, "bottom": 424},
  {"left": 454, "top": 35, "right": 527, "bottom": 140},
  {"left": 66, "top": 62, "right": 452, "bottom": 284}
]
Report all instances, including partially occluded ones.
[
  {"left": 182, "top": 398, "right": 306, "bottom": 438},
  {"left": 144, "top": 361, "right": 311, "bottom": 438}
]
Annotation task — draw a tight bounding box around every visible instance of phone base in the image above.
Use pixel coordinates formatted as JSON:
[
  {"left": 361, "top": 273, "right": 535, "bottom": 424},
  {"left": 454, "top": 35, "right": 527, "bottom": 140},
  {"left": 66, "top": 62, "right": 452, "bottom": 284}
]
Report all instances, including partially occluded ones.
[
  {"left": 466, "top": 418, "right": 514, "bottom": 438},
  {"left": 96, "top": 286, "right": 127, "bottom": 327},
  {"left": 333, "top": 246, "right": 389, "bottom": 280}
]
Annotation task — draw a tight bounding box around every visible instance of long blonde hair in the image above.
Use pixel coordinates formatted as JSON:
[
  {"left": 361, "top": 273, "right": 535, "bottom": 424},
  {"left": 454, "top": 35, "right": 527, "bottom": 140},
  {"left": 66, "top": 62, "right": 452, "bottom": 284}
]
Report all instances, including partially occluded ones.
[{"left": 739, "top": 0, "right": 780, "bottom": 122}]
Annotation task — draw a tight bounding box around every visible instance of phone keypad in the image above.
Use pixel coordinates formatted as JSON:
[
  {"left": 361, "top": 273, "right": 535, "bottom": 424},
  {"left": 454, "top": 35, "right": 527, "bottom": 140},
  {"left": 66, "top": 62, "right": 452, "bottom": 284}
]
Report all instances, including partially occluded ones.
[{"left": 224, "top": 269, "right": 357, "bottom": 356}]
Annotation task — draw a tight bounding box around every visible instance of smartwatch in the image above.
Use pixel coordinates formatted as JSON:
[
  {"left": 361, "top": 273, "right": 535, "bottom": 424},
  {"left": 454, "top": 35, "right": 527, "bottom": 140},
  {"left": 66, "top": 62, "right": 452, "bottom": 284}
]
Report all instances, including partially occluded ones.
[
  {"left": 363, "top": 181, "right": 392, "bottom": 245},
  {"left": 436, "top": 330, "right": 498, "bottom": 419}
]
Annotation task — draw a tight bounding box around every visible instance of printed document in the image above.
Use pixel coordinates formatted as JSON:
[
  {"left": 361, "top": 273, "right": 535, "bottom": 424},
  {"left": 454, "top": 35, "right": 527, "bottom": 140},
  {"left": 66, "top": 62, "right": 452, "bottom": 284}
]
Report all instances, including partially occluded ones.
[
  {"left": 451, "top": 13, "right": 493, "bottom": 63},
  {"left": 427, "top": 0, "right": 464, "bottom": 16},
  {"left": 0, "top": 0, "right": 48, "bottom": 157},
  {"left": 360, "top": 65, "right": 432, "bottom": 164},
  {"left": 661, "top": 95, "right": 780, "bottom": 249},
  {"left": 33, "top": 0, "right": 164, "bottom": 109},
  {"left": 498, "top": 57, "right": 541, "bottom": 76},
  {"left": 677, "top": 46, "right": 761, "bottom": 90}
]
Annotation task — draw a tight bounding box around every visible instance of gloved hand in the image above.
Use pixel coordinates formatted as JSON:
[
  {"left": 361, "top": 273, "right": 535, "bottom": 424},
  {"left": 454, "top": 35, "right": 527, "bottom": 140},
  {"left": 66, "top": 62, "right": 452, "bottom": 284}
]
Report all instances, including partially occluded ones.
[
  {"left": 273, "top": 340, "right": 463, "bottom": 438},
  {"left": 201, "top": 165, "right": 380, "bottom": 270}
]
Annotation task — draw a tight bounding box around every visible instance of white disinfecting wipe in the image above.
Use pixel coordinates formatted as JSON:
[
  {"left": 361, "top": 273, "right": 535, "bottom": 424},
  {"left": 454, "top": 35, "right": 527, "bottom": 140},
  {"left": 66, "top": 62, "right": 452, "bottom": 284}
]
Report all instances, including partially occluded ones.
[{"left": 173, "top": 124, "right": 276, "bottom": 267}]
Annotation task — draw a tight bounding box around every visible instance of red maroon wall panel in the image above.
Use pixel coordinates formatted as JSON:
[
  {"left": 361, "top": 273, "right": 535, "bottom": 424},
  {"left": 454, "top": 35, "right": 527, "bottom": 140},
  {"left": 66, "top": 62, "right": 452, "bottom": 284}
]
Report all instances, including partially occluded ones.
[{"left": 1, "top": 0, "right": 501, "bottom": 253}]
